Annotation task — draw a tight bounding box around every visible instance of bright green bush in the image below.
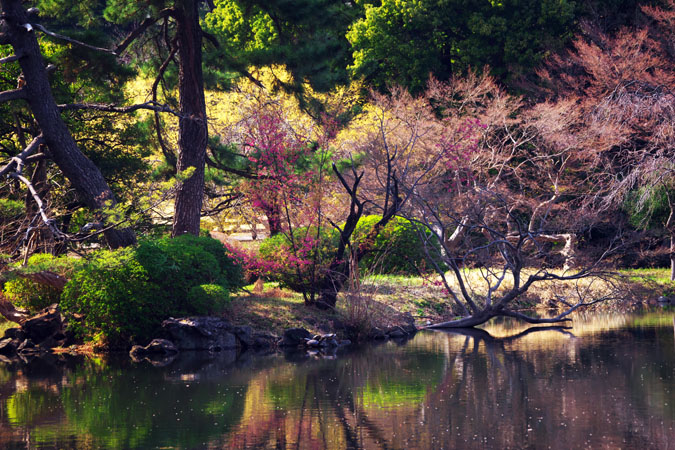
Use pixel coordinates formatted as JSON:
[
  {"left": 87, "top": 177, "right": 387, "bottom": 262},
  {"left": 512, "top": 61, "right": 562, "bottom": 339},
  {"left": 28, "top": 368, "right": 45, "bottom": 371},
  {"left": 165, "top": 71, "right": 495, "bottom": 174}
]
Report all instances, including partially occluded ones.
[
  {"left": 187, "top": 284, "right": 230, "bottom": 315},
  {"left": 61, "top": 248, "right": 162, "bottom": 345},
  {"left": 60, "top": 235, "right": 245, "bottom": 346},
  {"left": 353, "top": 216, "right": 445, "bottom": 275},
  {"left": 2, "top": 253, "right": 81, "bottom": 313},
  {"left": 3, "top": 278, "right": 61, "bottom": 313},
  {"left": 136, "top": 234, "right": 245, "bottom": 292}
]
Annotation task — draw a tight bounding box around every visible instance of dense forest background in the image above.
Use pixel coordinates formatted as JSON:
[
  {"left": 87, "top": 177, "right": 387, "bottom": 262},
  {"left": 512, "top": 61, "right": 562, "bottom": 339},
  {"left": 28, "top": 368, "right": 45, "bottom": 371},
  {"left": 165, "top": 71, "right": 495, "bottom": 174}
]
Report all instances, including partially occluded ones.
[{"left": 0, "top": 0, "right": 674, "bottom": 340}]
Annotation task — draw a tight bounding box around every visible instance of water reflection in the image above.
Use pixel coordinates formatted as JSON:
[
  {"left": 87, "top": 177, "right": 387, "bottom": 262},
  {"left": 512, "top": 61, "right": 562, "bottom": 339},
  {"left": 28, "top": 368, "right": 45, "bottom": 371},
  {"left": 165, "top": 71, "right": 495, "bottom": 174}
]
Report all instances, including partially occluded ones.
[{"left": 0, "top": 311, "right": 673, "bottom": 449}]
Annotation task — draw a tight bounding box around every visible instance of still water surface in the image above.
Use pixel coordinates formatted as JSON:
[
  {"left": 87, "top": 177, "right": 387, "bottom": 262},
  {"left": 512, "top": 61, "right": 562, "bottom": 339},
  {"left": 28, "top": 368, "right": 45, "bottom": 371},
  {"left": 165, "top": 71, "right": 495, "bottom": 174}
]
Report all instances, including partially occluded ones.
[{"left": 0, "top": 311, "right": 673, "bottom": 449}]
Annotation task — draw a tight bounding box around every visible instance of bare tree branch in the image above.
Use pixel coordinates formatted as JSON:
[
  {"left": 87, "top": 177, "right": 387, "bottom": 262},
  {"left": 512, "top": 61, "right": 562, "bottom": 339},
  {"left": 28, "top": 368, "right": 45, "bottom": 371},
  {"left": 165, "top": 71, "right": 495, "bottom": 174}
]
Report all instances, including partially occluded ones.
[
  {"left": 0, "top": 88, "right": 27, "bottom": 103},
  {"left": 0, "top": 135, "right": 43, "bottom": 178},
  {"left": 57, "top": 100, "right": 181, "bottom": 116},
  {"left": 9, "top": 172, "right": 64, "bottom": 237},
  {"left": 31, "top": 22, "right": 115, "bottom": 54}
]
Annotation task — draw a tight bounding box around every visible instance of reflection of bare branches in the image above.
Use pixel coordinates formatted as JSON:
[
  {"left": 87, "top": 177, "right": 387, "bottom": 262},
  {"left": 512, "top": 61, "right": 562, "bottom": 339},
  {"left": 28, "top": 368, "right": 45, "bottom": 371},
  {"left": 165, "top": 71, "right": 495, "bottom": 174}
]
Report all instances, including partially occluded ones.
[{"left": 437, "top": 326, "right": 576, "bottom": 344}]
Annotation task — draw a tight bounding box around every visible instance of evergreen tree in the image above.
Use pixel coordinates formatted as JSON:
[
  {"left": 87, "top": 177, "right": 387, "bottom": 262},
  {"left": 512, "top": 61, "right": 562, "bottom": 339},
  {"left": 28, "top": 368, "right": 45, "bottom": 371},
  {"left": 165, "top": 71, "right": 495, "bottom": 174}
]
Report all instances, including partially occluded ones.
[{"left": 347, "top": 0, "right": 578, "bottom": 93}]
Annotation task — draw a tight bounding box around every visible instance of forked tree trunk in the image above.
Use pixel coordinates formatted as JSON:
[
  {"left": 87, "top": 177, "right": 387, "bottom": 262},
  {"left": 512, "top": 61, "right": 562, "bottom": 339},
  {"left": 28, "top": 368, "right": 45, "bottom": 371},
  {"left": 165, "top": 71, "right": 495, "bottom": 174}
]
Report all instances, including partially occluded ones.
[
  {"left": 171, "top": 0, "right": 208, "bottom": 237},
  {"left": 0, "top": 0, "right": 135, "bottom": 248}
]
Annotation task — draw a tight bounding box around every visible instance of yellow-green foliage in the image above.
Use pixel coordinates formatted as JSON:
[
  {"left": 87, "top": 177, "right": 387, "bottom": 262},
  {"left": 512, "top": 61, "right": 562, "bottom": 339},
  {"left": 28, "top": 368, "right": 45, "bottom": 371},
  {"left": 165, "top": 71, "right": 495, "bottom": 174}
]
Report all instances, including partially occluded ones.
[
  {"left": 60, "top": 235, "right": 245, "bottom": 346},
  {"left": 2, "top": 254, "right": 80, "bottom": 313},
  {"left": 0, "top": 199, "right": 25, "bottom": 221},
  {"left": 354, "top": 215, "right": 446, "bottom": 275},
  {"left": 187, "top": 284, "right": 230, "bottom": 315}
]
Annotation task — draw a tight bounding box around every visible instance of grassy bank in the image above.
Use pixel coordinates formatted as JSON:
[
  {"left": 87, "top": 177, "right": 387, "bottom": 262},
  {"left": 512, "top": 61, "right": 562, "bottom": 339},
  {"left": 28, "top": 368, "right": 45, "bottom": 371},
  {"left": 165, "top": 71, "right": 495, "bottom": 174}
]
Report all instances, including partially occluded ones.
[
  {"left": 227, "top": 268, "right": 670, "bottom": 335},
  {"left": 0, "top": 268, "right": 669, "bottom": 344}
]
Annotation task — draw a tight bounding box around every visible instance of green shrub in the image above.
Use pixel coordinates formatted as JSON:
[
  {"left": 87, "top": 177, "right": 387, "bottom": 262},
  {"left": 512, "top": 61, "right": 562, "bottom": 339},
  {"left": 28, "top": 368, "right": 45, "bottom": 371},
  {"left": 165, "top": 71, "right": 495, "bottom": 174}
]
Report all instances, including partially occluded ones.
[
  {"left": 354, "top": 215, "right": 445, "bottom": 275},
  {"left": 3, "top": 278, "right": 61, "bottom": 313},
  {"left": 136, "top": 234, "right": 245, "bottom": 292},
  {"left": 60, "top": 235, "right": 245, "bottom": 346},
  {"left": 61, "top": 248, "right": 161, "bottom": 345},
  {"left": 2, "top": 253, "right": 81, "bottom": 313},
  {"left": 187, "top": 284, "right": 230, "bottom": 315},
  {"left": 258, "top": 227, "right": 339, "bottom": 292}
]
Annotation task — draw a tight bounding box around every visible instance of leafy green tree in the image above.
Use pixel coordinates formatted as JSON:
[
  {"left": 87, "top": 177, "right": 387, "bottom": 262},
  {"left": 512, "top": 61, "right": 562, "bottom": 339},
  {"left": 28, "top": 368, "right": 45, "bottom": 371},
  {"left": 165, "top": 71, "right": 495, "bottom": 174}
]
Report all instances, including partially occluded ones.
[
  {"left": 203, "top": 0, "right": 357, "bottom": 105},
  {"left": 347, "top": 0, "right": 577, "bottom": 92}
]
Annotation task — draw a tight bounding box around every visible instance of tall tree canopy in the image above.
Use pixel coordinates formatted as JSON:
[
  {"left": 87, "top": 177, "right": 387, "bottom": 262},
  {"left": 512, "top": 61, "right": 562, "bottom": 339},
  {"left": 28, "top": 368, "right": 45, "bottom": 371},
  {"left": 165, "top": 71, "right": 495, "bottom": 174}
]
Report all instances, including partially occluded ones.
[{"left": 347, "top": 0, "right": 577, "bottom": 93}]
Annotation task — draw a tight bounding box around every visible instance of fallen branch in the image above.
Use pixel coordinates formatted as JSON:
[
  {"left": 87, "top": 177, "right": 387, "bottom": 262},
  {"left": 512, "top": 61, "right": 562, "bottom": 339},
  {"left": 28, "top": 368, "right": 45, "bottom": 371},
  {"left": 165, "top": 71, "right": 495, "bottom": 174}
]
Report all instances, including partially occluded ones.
[{"left": 9, "top": 172, "right": 64, "bottom": 238}]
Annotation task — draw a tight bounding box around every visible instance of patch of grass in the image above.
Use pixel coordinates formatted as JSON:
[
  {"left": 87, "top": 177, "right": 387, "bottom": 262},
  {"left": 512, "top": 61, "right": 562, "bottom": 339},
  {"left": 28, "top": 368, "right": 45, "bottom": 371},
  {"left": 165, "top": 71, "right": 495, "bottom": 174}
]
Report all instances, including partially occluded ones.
[
  {"left": 226, "top": 267, "right": 667, "bottom": 335},
  {"left": 630, "top": 312, "right": 675, "bottom": 327},
  {"left": 363, "top": 274, "right": 426, "bottom": 287},
  {"left": 229, "top": 287, "right": 341, "bottom": 336},
  {"left": 619, "top": 268, "right": 674, "bottom": 298}
]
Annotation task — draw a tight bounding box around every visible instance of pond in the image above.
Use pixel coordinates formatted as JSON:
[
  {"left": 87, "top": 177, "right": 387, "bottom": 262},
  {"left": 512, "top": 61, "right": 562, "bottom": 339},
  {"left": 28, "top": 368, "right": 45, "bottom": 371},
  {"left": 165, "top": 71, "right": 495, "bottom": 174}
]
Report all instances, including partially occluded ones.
[{"left": 0, "top": 310, "right": 673, "bottom": 449}]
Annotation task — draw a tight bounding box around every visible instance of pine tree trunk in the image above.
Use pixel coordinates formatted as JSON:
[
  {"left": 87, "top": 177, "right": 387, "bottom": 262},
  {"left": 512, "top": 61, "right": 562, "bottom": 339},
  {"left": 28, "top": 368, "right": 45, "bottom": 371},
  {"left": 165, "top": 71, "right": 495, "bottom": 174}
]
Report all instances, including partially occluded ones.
[
  {"left": 171, "top": 0, "right": 207, "bottom": 237},
  {"left": 1, "top": 0, "right": 135, "bottom": 248}
]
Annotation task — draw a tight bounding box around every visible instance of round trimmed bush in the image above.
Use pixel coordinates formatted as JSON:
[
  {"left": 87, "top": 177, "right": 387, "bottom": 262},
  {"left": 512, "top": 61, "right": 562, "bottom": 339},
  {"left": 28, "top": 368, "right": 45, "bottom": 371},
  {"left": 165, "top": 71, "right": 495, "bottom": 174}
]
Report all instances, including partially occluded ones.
[
  {"left": 60, "top": 235, "right": 245, "bottom": 346},
  {"left": 187, "top": 284, "right": 230, "bottom": 315},
  {"left": 61, "top": 248, "right": 162, "bottom": 345},
  {"left": 353, "top": 215, "right": 445, "bottom": 275}
]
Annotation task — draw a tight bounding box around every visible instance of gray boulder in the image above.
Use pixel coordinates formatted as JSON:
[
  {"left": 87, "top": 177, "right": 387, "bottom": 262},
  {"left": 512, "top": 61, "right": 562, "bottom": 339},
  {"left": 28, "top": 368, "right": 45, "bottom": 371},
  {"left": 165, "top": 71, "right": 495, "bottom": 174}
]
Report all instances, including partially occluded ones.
[
  {"left": 130, "top": 339, "right": 179, "bottom": 366},
  {"left": 22, "top": 304, "right": 63, "bottom": 344},
  {"left": 279, "top": 328, "right": 312, "bottom": 347},
  {"left": 234, "top": 326, "right": 254, "bottom": 348},
  {"left": 162, "top": 317, "right": 238, "bottom": 351}
]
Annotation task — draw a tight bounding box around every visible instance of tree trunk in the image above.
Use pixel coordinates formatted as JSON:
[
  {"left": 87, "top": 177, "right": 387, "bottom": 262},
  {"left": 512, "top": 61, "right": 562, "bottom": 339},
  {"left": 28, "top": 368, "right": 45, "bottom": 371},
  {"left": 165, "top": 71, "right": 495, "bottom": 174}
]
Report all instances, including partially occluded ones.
[
  {"left": 263, "top": 203, "right": 282, "bottom": 236},
  {"left": 171, "top": 0, "right": 208, "bottom": 237},
  {"left": 1, "top": 0, "right": 135, "bottom": 248},
  {"left": 670, "top": 233, "right": 675, "bottom": 282},
  {"left": 426, "top": 308, "right": 573, "bottom": 329},
  {"left": 426, "top": 310, "right": 497, "bottom": 329}
]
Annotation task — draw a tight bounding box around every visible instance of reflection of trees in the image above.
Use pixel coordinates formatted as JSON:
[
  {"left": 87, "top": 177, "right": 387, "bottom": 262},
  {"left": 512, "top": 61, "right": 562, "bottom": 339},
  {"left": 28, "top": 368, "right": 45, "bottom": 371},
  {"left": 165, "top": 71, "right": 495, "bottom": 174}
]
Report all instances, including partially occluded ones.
[
  {"left": 1, "top": 320, "right": 673, "bottom": 449},
  {"left": 417, "top": 327, "right": 675, "bottom": 449},
  {"left": 224, "top": 346, "right": 446, "bottom": 449},
  {"left": 0, "top": 356, "right": 250, "bottom": 449}
]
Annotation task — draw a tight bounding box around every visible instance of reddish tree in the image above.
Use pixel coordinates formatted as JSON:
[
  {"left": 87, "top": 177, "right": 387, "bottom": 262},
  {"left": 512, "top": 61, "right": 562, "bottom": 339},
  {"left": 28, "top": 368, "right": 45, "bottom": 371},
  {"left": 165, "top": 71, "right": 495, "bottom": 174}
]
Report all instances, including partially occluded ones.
[{"left": 537, "top": 2, "right": 675, "bottom": 276}]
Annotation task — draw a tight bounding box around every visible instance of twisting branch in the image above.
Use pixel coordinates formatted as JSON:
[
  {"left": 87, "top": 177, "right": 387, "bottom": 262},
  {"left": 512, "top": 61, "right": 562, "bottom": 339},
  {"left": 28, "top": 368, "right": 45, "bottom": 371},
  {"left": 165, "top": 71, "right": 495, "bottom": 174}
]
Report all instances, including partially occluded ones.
[
  {"left": 205, "top": 153, "right": 260, "bottom": 179},
  {"left": 58, "top": 100, "right": 181, "bottom": 117},
  {"left": 31, "top": 23, "right": 115, "bottom": 54},
  {"left": 201, "top": 30, "right": 220, "bottom": 48},
  {"left": 0, "top": 135, "right": 43, "bottom": 178},
  {"left": 152, "top": 39, "right": 179, "bottom": 168},
  {"left": 114, "top": 9, "right": 174, "bottom": 55}
]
